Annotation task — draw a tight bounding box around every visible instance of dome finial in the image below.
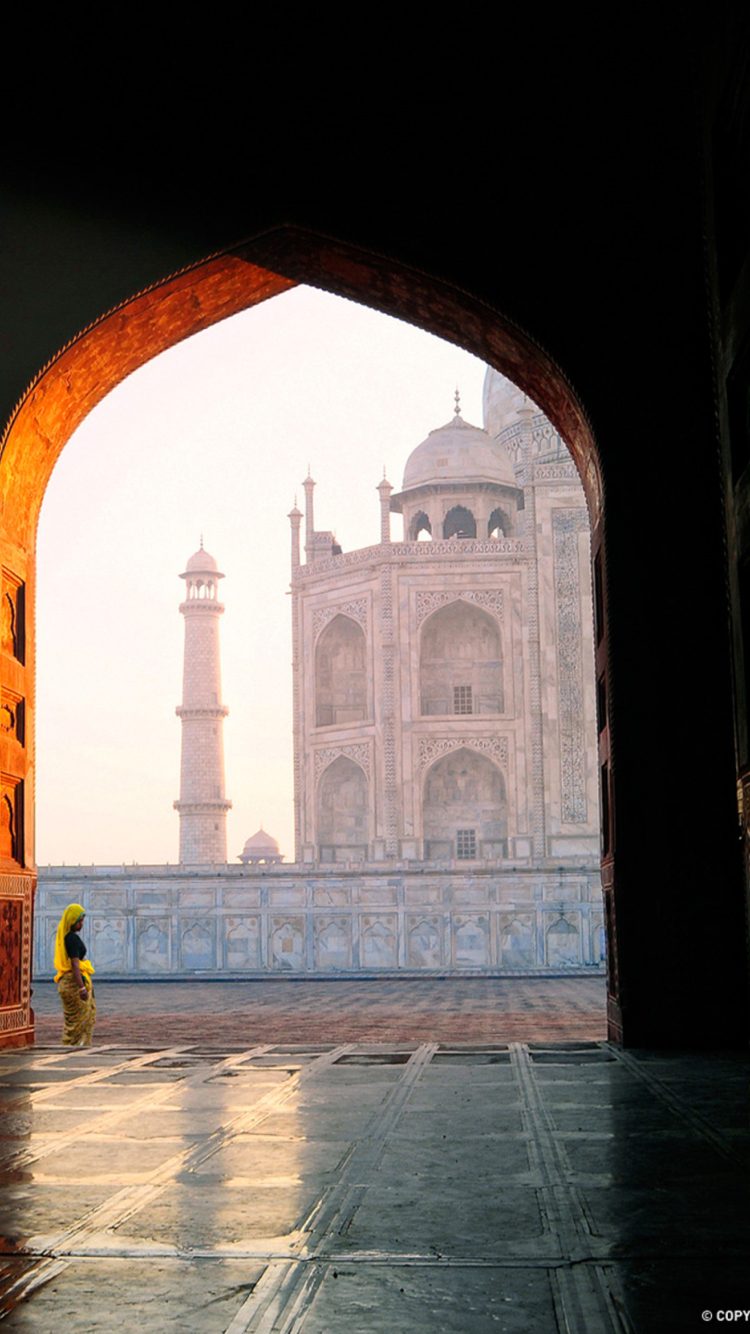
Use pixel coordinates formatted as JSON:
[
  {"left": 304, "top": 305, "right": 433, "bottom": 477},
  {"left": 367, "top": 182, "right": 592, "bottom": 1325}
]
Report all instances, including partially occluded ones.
[
  {"left": 454, "top": 386, "right": 461, "bottom": 417},
  {"left": 199, "top": 533, "right": 204, "bottom": 549}
]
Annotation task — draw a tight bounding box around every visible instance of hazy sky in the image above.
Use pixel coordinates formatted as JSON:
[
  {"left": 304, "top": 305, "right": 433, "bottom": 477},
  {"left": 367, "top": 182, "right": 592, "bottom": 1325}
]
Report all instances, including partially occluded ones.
[{"left": 35, "top": 286, "right": 489, "bottom": 866}]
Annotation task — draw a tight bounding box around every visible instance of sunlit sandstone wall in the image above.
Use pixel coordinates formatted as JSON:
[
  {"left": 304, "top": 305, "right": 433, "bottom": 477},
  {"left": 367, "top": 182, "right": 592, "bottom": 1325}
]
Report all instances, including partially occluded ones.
[{"left": 35, "top": 864, "right": 604, "bottom": 976}]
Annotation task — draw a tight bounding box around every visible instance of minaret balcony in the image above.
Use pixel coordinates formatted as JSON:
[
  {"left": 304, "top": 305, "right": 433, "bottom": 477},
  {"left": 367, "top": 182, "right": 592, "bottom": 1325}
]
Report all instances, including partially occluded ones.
[
  {"left": 173, "top": 799, "right": 232, "bottom": 814},
  {"left": 175, "top": 705, "right": 229, "bottom": 719},
  {"left": 179, "top": 600, "right": 225, "bottom": 615}
]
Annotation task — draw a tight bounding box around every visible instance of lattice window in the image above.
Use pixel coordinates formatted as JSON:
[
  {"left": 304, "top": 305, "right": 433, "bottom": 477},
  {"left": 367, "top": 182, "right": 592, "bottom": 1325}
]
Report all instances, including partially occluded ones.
[
  {"left": 453, "top": 685, "right": 473, "bottom": 714},
  {"left": 456, "top": 829, "right": 477, "bottom": 859}
]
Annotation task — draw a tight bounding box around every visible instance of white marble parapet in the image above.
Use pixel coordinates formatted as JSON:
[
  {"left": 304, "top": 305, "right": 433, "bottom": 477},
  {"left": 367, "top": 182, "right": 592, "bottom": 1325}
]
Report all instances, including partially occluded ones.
[
  {"left": 293, "top": 538, "right": 528, "bottom": 580},
  {"left": 35, "top": 864, "right": 605, "bottom": 978}
]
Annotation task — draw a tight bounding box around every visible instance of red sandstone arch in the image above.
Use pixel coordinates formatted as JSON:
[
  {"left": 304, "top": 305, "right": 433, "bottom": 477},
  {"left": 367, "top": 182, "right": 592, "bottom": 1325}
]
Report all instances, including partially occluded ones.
[{"left": 0, "top": 224, "right": 613, "bottom": 1046}]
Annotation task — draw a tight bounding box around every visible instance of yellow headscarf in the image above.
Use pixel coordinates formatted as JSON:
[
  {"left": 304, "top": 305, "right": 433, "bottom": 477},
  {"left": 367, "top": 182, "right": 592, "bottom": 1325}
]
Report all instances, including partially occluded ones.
[{"left": 54, "top": 903, "right": 95, "bottom": 986}]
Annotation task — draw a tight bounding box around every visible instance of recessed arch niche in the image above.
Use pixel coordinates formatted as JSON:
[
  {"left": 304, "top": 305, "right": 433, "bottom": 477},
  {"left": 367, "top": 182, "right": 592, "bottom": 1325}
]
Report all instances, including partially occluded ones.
[
  {"left": 317, "top": 754, "right": 370, "bottom": 861},
  {"left": 422, "top": 746, "right": 507, "bottom": 860},
  {"left": 420, "top": 600, "right": 503, "bottom": 717},
  {"left": 315, "top": 614, "right": 367, "bottom": 727},
  {"left": 0, "top": 223, "right": 609, "bottom": 1045}
]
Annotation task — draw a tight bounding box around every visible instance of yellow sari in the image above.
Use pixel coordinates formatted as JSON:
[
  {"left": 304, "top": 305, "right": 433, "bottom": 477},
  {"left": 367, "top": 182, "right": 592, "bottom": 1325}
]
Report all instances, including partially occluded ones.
[{"left": 54, "top": 904, "right": 96, "bottom": 1046}]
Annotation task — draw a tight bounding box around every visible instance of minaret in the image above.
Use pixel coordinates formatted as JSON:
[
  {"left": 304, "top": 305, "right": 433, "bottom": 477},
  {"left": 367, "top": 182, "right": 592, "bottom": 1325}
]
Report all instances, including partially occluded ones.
[
  {"left": 173, "top": 542, "right": 231, "bottom": 863},
  {"left": 289, "top": 501, "right": 303, "bottom": 862},
  {"left": 377, "top": 469, "right": 392, "bottom": 545},
  {"left": 302, "top": 469, "right": 316, "bottom": 561}
]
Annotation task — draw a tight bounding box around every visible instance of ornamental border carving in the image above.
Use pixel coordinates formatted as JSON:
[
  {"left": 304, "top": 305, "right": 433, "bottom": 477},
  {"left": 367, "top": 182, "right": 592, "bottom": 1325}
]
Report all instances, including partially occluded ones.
[
  {"left": 552, "top": 508, "right": 590, "bottom": 823},
  {"left": 179, "top": 601, "right": 225, "bottom": 614},
  {"left": 313, "top": 598, "right": 368, "bottom": 640},
  {"left": 418, "top": 735, "right": 509, "bottom": 771},
  {"left": 0, "top": 875, "right": 32, "bottom": 896},
  {"left": 0, "top": 1008, "right": 28, "bottom": 1031},
  {"left": 415, "top": 589, "right": 504, "bottom": 627},
  {"left": 315, "top": 742, "right": 372, "bottom": 782},
  {"left": 296, "top": 539, "right": 527, "bottom": 577},
  {"left": 534, "top": 463, "right": 579, "bottom": 482}
]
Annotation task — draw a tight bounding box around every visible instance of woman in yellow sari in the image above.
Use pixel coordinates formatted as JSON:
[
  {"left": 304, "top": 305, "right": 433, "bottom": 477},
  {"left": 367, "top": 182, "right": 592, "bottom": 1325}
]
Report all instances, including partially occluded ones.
[{"left": 54, "top": 903, "right": 96, "bottom": 1046}]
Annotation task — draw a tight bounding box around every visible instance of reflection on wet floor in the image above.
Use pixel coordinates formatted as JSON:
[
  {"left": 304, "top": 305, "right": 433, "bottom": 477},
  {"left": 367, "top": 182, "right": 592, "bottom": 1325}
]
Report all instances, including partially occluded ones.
[{"left": 0, "top": 1041, "right": 746, "bottom": 1332}]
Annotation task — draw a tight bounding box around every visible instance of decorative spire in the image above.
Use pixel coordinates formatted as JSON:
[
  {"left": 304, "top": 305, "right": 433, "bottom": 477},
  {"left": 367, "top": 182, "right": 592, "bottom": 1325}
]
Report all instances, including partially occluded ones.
[
  {"left": 454, "top": 386, "right": 461, "bottom": 417},
  {"left": 200, "top": 533, "right": 204, "bottom": 549}
]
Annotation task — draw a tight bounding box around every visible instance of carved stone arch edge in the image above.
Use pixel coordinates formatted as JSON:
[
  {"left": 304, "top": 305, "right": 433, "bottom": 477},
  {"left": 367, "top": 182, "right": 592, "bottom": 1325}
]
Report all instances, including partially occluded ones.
[
  {"left": 315, "top": 742, "right": 373, "bottom": 784},
  {"left": 418, "top": 735, "right": 509, "bottom": 772},
  {"left": 312, "top": 599, "right": 369, "bottom": 644},
  {"left": 416, "top": 589, "right": 505, "bottom": 629}
]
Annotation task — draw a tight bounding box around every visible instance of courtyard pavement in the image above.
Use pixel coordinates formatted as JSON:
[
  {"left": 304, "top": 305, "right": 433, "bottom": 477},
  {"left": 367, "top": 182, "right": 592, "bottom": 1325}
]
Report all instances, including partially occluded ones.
[
  {"left": 0, "top": 980, "right": 747, "bottom": 1331},
  {"left": 30, "top": 976, "right": 608, "bottom": 1046}
]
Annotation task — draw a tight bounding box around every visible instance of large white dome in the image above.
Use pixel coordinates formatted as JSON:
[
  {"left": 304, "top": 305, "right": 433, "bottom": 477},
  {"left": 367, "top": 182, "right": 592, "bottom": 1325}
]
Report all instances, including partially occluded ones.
[
  {"left": 482, "top": 368, "right": 529, "bottom": 439},
  {"left": 402, "top": 413, "right": 517, "bottom": 491}
]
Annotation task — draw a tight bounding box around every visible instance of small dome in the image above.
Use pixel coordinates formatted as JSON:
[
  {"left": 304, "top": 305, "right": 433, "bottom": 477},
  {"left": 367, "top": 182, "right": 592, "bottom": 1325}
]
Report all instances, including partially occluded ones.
[
  {"left": 242, "top": 829, "right": 280, "bottom": 855},
  {"left": 238, "top": 828, "right": 283, "bottom": 864},
  {"left": 402, "top": 413, "right": 517, "bottom": 491},
  {"left": 186, "top": 546, "right": 218, "bottom": 573},
  {"left": 482, "top": 367, "right": 529, "bottom": 438},
  {"left": 181, "top": 544, "right": 224, "bottom": 581}
]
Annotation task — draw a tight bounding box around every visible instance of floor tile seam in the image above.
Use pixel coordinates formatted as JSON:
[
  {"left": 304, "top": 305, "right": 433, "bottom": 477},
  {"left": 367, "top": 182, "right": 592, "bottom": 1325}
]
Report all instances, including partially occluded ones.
[
  {"left": 262, "top": 1261, "right": 321, "bottom": 1334},
  {"left": 190, "top": 1044, "right": 358, "bottom": 1171},
  {"left": 23, "top": 1044, "right": 195, "bottom": 1107},
  {"left": 607, "top": 1046, "right": 748, "bottom": 1168},
  {"left": 297, "top": 1045, "right": 439, "bottom": 1251},
  {"left": 10, "top": 1241, "right": 748, "bottom": 1264},
  {"left": 33, "top": 1045, "right": 355, "bottom": 1255},
  {"left": 0, "top": 1044, "right": 275, "bottom": 1171},
  {"left": 1, "top": 1043, "right": 122, "bottom": 1072},
  {"left": 509, "top": 1044, "right": 598, "bottom": 1258},
  {"left": 0, "top": 1088, "right": 192, "bottom": 1170},
  {"left": 222, "top": 1259, "right": 299, "bottom": 1334},
  {"left": 0, "top": 1256, "right": 70, "bottom": 1321},
  {"left": 552, "top": 1260, "right": 634, "bottom": 1334}
]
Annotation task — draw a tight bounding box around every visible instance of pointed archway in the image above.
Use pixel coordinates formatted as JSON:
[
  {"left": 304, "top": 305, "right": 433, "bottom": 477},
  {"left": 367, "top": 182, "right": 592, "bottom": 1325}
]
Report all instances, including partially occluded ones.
[{"left": 0, "top": 225, "right": 613, "bottom": 1046}]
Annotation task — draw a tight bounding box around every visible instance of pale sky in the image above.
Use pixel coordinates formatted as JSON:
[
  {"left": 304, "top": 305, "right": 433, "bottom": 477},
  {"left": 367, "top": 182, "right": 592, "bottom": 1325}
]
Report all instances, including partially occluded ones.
[{"left": 35, "top": 286, "right": 489, "bottom": 866}]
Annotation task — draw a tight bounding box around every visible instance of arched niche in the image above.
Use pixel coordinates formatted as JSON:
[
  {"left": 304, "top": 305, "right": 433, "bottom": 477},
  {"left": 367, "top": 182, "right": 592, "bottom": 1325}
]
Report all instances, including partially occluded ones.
[
  {"left": 315, "top": 614, "right": 367, "bottom": 727},
  {"left": 488, "top": 507, "right": 511, "bottom": 539},
  {"left": 422, "top": 747, "right": 507, "bottom": 860},
  {"left": 443, "top": 505, "right": 476, "bottom": 539},
  {"left": 317, "top": 755, "right": 369, "bottom": 861},
  {"left": 420, "top": 601, "right": 503, "bottom": 717},
  {"left": 409, "top": 511, "right": 432, "bottom": 540}
]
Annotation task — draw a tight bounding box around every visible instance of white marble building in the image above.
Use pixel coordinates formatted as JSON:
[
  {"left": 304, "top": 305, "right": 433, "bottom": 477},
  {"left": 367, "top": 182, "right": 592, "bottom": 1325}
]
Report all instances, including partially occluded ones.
[
  {"left": 291, "top": 376, "right": 600, "bottom": 872},
  {"left": 35, "top": 370, "right": 603, "bottom": 976}
]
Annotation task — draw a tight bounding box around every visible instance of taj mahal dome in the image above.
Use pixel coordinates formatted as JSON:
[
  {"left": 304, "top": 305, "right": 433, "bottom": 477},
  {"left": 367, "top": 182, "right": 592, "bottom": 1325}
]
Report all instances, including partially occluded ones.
[{"left": 35, "top": 368, "right": 604, "bottom": 977}]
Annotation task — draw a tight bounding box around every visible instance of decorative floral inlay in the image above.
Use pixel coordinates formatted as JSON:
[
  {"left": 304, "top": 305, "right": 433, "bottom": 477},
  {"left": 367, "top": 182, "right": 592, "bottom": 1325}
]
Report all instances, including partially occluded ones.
[
  {"left": 313, "top": 598, "right": 368, "bottom": 639},
  {"left": 418, "top": 735, "right": 509, "bottom": 771},
  {"left": 415, "top": 589, "right": 504, "bottom": 627},
  {"left": 315, "top": 743, "right": 372, "bottom": 781},
  {"left": 553, "top": 508, "right": 590, "bottom": 823}
]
